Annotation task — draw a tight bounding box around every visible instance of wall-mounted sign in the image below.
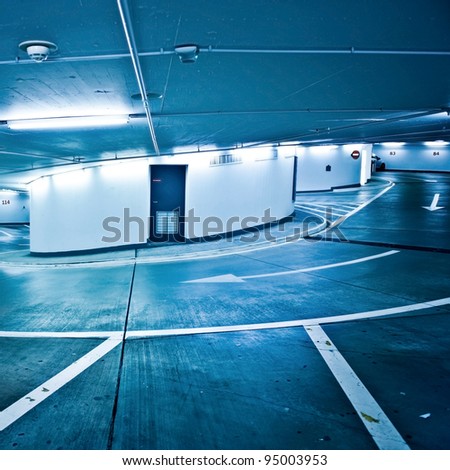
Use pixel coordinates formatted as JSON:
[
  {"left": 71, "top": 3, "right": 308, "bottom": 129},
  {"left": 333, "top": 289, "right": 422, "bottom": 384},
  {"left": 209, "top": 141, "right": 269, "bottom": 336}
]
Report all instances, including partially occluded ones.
[{"left": 351, "top": 150, "right": 360, "bottom": 160}]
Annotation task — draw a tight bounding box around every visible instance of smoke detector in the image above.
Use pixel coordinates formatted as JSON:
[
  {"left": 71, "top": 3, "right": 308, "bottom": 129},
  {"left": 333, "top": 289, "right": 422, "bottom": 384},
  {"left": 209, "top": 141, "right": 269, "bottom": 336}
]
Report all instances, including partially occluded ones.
[
  {"left": 19, "top": 40, "right": 58, "bottom": 62},
  {"left": 174, "top": 44, "right": 199, "bottom": 63}
]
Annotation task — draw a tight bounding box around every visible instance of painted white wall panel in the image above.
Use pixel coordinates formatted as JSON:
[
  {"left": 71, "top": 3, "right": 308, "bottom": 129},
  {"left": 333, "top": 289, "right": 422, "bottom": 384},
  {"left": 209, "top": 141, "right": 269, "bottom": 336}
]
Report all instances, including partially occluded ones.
[
  {"left": 0, "top": 191, "right": 30, "bottom": 224},
  {"left": 185, "top": 151, "right": 295, "bottom": 239},
  {"left": 296, "top": 144, "right": 372, "bottom": 192},
  {"left": 373, "top": 143, "right": 450, "bottom": 172},
  {"left": 30, "top": 161, "right": 150, "bottom": 253}
]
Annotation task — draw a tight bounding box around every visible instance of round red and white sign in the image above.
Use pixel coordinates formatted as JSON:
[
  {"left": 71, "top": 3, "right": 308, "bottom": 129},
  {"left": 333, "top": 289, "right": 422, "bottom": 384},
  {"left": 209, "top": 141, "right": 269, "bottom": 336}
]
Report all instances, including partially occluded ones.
[{"left": 351, "top": 150, "right": 360, "bottom": 159}]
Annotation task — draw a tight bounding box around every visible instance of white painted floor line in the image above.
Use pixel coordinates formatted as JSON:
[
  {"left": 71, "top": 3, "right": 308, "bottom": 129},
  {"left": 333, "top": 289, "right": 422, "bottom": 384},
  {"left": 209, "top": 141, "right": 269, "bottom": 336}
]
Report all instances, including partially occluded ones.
[
  {"left": 0, "top": 258, "right": 138, "bottom": 271},
  {"left": 297, "top": 202, "right": 352, "bottom": 213},
  {"left": 241, "top": 249, "right": 399, "bottom": 280},
  {"left": 295, "top": 204, "right": 323, "bottom": 210},
  {"left": 184, "top": 249, "right": 399, "bottom": 282},
  {"left": 0, "top": 330, "right": 119, "bottom": 339},
  {"left": 330, "top": 208, "right": 356, "bottom": 215},
  {"left": 2, "top": 296, "right": 449, "bottom": 341},
  {"left": 0, "top": 336, "right": 122, "bottom": 432},
  {"left": 0, "top": 230, "right": 14, "bottom": 238},
  {"left": 296, "top": 205, "right": 347, "bottom": 216},
  {"left": 0, "top": 221, "right": 327, "bottom": 270},
  {"left": 334, "top": 203, "right": 360, "bottom": 209},
  {"left": 1, "top": 297, "right": 448, "bottom": 432},
  {"left": 0, "top": 248, "right": 29, "bottom": 255},
  {"left": 395, "top": 176, "right": 438, "bottom": 183},
  {"left": 131, "top": 221, "right": 328, "bottom": 265},
  {"left": 305, "top": 325, "right": 410, "bottom": 450},
  {"left": 126, "top": 296, "right": 450, "bottom": 339},
  {"left": 328, "top": 183, "right": 395, "bottom": 230},
  {"left": 296, "top": 202, "right": 330, "bottom": 209}
]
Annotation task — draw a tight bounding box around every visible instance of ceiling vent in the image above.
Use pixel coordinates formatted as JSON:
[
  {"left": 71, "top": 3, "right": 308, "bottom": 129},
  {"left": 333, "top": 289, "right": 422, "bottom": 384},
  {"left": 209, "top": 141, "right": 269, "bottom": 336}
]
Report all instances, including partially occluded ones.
[{"left": 19, "top": 40, "right": 58, "bottom": 62}]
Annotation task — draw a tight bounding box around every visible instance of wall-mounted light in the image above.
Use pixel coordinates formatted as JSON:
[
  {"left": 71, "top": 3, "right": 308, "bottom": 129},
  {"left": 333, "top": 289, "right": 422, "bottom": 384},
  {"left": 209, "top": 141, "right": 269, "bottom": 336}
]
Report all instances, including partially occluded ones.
[
  {"left": 7, "top": 115, "right": 129, "bottom": 130},
  {"left": 174, "top": 44, "right": 199, "bottom": 63}
]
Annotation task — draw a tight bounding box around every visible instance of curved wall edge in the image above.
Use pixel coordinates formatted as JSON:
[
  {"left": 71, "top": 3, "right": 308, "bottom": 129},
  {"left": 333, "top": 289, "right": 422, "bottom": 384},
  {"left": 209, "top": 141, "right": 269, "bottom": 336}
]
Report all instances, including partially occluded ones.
[{"left": 30, "top": 150, "right": 295, "bottom": 254}]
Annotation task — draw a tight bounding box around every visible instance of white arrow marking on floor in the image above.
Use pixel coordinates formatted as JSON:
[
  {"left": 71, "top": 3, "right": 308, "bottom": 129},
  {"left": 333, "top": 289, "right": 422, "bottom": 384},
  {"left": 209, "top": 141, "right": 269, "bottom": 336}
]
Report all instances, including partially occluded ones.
[
  {"left": 187, "top": 273, "right": 246, "bottom": 283},
  {"left": 183, "top": 250, "right": 399, "bottom": 283},
  {"left": 422, "top": 193, "right": 444, "bottom": 211}
]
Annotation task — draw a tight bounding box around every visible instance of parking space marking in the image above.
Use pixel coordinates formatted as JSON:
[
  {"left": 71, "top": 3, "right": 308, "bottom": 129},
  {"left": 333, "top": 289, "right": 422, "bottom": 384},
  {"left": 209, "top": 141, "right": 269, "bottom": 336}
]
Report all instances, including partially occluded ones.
[
  {"left": 1, "top": 296, "right": 449, "bottom": 434},
  {"left": 126, "top": 296, "right": 450, "bottom": 339},
  {"left": 0, "top": 336, "right": 122, "bottom": 432},
  {"left": 305, "top": 325, "right": 410, "bottom": 450},
  {"left": 1, "top": 297, "right": 449, "bottom": 341}
]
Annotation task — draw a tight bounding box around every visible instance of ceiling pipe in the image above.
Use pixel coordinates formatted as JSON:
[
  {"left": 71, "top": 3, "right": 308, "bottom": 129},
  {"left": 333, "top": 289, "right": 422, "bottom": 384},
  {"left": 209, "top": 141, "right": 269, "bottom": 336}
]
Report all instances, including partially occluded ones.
[
  {"left": 117, "top": 0, "right": 160, "bottom": 155},
  {"left": 3, "top": 46, "right": 449, "bottom": 67},
  {"left": 200, "top": 47, "right": 450, "bottom": 57}
]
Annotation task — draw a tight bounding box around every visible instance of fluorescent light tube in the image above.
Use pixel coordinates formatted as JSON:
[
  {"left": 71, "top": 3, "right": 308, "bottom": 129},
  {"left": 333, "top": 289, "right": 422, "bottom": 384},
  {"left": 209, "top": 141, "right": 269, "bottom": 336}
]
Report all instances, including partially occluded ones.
[
  {"left": 7, "top": 115, "right": 129, "bottom": 130},
  {"left": 424, "top": 140, "right": 449, "bottom": 146},
  {"left": 380, "top": 142, "right": 406, "bottom": 146}
]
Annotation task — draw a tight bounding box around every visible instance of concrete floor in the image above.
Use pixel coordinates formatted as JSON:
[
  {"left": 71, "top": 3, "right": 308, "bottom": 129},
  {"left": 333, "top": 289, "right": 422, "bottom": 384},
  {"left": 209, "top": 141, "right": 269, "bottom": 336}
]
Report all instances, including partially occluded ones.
[{"left": 0, "top": 171, "right": 449, "bottom": 450}]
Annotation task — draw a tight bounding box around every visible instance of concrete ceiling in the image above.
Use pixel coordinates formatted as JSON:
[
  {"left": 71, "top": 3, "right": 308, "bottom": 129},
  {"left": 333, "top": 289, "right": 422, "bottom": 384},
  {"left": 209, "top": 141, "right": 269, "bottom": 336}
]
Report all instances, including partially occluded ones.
[{"left": 0, "top": 0, "right": 450, "bottom": 182}]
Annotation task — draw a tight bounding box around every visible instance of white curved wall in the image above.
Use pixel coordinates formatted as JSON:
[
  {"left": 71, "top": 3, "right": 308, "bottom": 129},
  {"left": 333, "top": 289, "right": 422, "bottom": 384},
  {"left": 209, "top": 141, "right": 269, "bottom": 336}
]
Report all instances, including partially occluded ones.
[
  {"left": 183, "top": 149, "right": 295, "bottom": 239},
  {"left": 30, "top": 160, "right": 151, "bottom": 254},
  {"left": 296, "top": 144, "right": 372, "bottom": 192},
  {"left": 29, "top": 148, "right": 295, "bottom": 254}
]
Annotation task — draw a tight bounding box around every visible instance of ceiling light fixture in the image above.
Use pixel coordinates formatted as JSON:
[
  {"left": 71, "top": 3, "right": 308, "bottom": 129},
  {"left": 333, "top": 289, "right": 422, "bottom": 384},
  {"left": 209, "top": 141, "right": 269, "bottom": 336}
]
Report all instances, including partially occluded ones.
[
  {"left": 174, "top": 44, "right": 199, "bottom": 63},
  {"left": 380, "top": 142, "right": 406, "bottom": 146},
  {"left": 7, "top": 115, "right": 129, "bottom": 130},
  {"left": 19, "top": 40, "right": 58, "bottom": 62},
  {"left": 424, "top": 140, "right": 449, "bottom": 147}
]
